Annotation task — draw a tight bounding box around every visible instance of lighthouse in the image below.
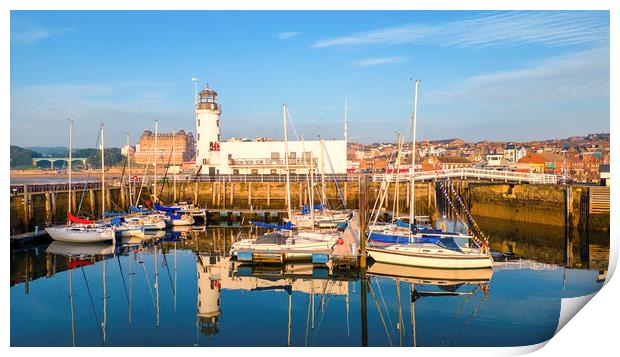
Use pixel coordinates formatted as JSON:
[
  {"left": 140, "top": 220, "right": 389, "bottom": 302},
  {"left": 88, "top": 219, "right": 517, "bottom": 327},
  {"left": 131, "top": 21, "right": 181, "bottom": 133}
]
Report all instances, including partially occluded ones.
[{"left": 195, "top": 86, "right": 222, "bottom": 175}]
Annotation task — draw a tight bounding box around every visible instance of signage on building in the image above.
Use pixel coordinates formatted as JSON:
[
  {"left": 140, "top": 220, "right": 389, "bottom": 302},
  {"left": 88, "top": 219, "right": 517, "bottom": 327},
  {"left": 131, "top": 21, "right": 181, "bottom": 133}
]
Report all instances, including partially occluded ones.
[{"left": 209, "top": 142, "right": 220, "bottom": 151}]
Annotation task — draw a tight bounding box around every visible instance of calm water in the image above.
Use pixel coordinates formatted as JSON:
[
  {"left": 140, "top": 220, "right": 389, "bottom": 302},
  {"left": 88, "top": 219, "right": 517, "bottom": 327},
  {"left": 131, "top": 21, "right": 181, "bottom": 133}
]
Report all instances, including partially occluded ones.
[{"left": 10, "top": 223, "right": 608, "bottom": 347}]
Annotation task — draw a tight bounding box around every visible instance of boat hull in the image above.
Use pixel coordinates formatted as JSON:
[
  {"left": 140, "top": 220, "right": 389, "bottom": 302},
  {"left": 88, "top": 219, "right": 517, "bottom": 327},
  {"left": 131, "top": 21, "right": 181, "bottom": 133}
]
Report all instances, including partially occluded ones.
[
  {"left": 46, "top": 226, "right": 115, "bottom": 244},
  {"left": 367, "top": 246, "right": 493, "bottom": 269}
]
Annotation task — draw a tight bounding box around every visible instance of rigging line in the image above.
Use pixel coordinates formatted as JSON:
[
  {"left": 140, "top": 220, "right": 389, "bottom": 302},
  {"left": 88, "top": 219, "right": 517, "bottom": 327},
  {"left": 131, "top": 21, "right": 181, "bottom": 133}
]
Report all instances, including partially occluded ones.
[
  {"left": 135, "top": 161, "right": 150, "bottom": 206},
  {"left": 310, "top": 281, "right": 336, "bottom": 345},
  {"left": 369, "top": 144, "right": 399, "bottom": 224},
  {"left": 159, "top": 144, "right": 175, "bottom": 201},
  {"left": 452, "top": 288, "right": 489, "bottom": 345},
  {"left": 80, "top": 266, "right": 102, "bottom": 340},
  {"left": 285, "top": 106, "right": 302, "bottom": 141},
  {"left": 116, "top": 255, "right": 130, "bottom": 306},
  {"left": 140, "top": 253, "right": 157, "bottom": 308},
  {"left": 322, "top": 141, "right": 347, "bottom": 209},
  {"left": 76, "top": 130, "right": 102, "bottom": 218},
  {"left": 304, "top": 294, "right": 312, "bottom": 347},
  {"left": 272, "top": 106, "right": 285, "bottom": 144},
  {"left": 374, "top": 277, "right": 396, "bottom": 340},
  {"left": 367, "top": 277, "right": 394, "bottom": 347},
  {"left": 439, "top": 285, "right": 481, "bottom": 346},
  {"left": 161, "top": 250, "right": 176, "bottom": 296}
]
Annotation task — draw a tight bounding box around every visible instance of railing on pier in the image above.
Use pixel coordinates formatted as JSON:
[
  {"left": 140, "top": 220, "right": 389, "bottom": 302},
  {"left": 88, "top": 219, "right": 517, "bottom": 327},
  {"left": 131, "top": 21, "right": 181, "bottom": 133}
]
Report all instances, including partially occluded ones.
[
  {"left": 371, "top": 168, "right": 562, "bottom": 184},
  {"left": 10, "top": 168, "right": 564, "bottom": 194},
  {"left": 10, "top": 179, "right": 125, "bottom": 195}
]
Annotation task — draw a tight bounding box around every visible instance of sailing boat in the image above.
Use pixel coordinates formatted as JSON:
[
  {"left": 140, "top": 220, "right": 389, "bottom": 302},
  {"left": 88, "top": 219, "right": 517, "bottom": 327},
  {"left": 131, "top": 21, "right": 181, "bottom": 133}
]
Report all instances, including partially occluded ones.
[
  {"left": 47, "top": 120, "right": 116, "bottom": 243},
  {"left": 366, "top": 80, "right": 492, "bottom": 269},
  {"left": 284, "top": 102, "right": 352, "bottom": 229},
  {"left": 230, "top": 104, "right": 339, "bottom": 262}
]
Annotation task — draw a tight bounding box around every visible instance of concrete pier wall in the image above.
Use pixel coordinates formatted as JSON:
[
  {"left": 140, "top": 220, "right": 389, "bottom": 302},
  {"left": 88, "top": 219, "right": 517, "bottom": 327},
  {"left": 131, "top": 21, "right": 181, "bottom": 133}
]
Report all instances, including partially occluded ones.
[{"left": 9, "top": 180, "right": 609, "bottom": 235}]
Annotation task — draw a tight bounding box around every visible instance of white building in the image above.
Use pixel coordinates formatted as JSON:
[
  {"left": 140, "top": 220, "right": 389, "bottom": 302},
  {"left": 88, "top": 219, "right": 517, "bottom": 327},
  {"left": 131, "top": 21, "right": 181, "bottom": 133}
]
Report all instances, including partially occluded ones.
[
  {"left": 504, "top": 144, "right": 527, "bottom": 162},
  {"left": 121, "top": 145, "right": 135, "bottom": 157},
  {"left": 194, "top": 86, "right": 347, "bottom": 175}
]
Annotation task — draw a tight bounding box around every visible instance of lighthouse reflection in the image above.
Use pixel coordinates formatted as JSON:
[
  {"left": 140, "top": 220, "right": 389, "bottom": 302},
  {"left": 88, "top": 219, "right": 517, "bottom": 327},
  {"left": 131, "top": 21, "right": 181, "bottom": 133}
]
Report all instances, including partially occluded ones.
[{"left": 196, "top": 253, "right": 223, "bottom": 337}]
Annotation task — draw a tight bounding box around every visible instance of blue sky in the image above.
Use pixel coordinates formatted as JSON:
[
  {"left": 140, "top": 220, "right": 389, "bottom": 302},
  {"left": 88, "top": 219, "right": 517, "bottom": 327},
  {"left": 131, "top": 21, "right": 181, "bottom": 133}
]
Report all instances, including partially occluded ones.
[{"left": 10, "top": 10, "right": 610, "bottom": 147}]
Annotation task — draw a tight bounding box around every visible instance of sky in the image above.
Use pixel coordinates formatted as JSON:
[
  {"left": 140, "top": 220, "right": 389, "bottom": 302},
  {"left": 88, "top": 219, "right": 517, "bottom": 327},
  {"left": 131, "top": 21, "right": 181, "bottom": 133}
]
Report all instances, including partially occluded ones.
[{"left": 10, "top": 10, "right": 610, "bottom": 147}]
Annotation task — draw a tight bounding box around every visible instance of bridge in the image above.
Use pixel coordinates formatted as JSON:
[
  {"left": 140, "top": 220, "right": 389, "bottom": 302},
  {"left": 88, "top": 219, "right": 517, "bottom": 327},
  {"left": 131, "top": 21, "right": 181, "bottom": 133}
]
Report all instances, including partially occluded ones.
[
  {"left": 372, "top": 168, "right": 562, "bottom": 185},
  {"left": 32, "top": 157, "right": 88, "bottom": 169},
  {"left": 158, "top": 168, "right": 562, "bottom": 184}
]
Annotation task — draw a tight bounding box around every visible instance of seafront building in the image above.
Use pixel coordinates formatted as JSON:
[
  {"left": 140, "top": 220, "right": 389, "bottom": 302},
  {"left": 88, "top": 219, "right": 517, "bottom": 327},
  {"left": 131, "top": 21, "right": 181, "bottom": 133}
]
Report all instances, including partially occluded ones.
[
  {"left": 194, "top": 86, "right": 347, "bottom": 175},
  {"left": 133, "top": 129, "right": 195, "bottom": 166}
]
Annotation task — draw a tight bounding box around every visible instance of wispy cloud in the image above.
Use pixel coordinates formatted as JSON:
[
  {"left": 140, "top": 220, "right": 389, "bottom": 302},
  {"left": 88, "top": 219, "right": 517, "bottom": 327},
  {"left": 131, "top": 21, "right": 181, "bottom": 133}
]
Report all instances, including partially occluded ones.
[
  {"left": 425, "top": 47, "right": 609, "bottom": 103},
  {"left": 277, "top": 31, "right": 300, "bottom": 40},
  {"left": 354, "top": 56, "right": 407, "bottom": 67},
  {"left": 11, "top": 25, "right": 73, "bottom": 45},
  {"left": 313, "top": 11, "right": 609, "bottom": 49}
]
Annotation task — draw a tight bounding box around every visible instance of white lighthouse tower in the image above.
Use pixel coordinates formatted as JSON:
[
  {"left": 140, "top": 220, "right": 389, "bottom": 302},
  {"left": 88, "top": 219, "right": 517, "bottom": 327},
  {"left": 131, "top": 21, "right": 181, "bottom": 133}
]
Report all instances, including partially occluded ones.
[{"left": 195, "top": 84, "right": 222, "bottom": 175}]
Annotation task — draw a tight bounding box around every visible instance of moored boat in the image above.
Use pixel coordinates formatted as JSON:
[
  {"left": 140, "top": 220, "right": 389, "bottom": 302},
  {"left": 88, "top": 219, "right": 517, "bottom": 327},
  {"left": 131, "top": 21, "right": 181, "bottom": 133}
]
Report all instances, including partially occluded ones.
[
  {"left": 47, "top": 225, "right": 116, "bottom": 244},
  {"left": 367, "top": 236, "right": 493, "bottom": 269}
]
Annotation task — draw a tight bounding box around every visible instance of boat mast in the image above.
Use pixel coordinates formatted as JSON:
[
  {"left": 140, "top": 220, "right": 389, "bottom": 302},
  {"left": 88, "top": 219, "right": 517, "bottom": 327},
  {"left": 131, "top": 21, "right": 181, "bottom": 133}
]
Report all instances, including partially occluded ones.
[
  {"left": 409, "top": 80, "right": 420, "bottom": 230},
  {"left": 69, "top": 267, "right": 75, "bottom": 346},
  {"left": 102, "top": 256, "right": 107, "bottom": 345},
  {"left": 155, "top": 246, "right": 160, "bottom": 327},
  {"left": 127, "top": 132, "right": 133, "bottom": 208},
  {"left": 344, "top": 98, "right": 348, "bottom": 144},
  {"left": 68, "top": 119, "right": 73, "bottom": 223},
  {"left": 173, "top": 130, "right": 177, "bottom": 203},
  {"left": 283, "top": 104, "right": 292, "bottom": 221},
  {"left": 410, "top": 282, "right": 417, "bottom": 347},
  {"left": 310, "top": 151, "right": 315, "bottom": 227},
  {"left": 101, "top": 123, "right": 105, "bottom": 220},
  {"left": 393, "top": 133, "right": 403, "bottom": 220},
  {"left": 154, "top": 120, "right": 158, "bottom": 203}
]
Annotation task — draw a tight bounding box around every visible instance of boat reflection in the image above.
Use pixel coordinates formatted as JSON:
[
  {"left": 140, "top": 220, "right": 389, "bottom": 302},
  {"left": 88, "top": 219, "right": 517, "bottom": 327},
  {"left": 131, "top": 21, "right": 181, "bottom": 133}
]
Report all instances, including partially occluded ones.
[
  {"left": 366, "top": 261, "right": 493, "bottom": 347},
  {"left": 45, "top": 241, "right": 115, "bottom": 347},
  {"left": 194, "top": 253, "right": 350, "bottom": 346}
]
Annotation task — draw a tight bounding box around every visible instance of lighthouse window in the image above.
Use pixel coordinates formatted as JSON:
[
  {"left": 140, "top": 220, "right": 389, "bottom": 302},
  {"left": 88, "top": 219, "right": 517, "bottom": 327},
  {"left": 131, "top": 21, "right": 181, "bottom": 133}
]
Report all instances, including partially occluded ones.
[
  {"left": 216, "top": 119, "right": 219, "bottom": 127},
  {"left": 218, "top": 134, "right": 221, "bottom": 141},
  {"left": 197, "top": 119, "right": 200, "bottom": 126},
  {"left": 198, "top": 133, "right": 200, "bottom": 140}
]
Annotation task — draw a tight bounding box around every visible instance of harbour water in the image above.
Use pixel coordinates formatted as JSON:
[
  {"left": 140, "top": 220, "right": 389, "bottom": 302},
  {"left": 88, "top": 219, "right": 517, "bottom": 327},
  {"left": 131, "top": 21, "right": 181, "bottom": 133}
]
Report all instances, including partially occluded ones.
[{"left": 10, "top": 222, "right": 608, "bottom": 347}]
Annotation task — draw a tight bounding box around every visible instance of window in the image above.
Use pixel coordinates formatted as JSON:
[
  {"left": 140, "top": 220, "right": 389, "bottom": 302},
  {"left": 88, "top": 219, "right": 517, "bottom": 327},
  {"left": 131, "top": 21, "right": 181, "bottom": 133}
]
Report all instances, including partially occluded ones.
[
  {"left": 197, "top": 149, "right": 199, "bottom": 156},
  {"left": 233, "top": 169, "right": 239, "bottom": 174},
  {"left": 197, "top": 133, "right": 200, "bottom": 140},
  {"left": 271, "top": 152, "right": 280, "bottom": 160},
  {"left": 197, "top": 119, "right": 200, "bottom": 126},
  {"left": 216, "top": 119, "right": 220, "bottom": 127},
  {"left": 218, "top": 134, "right": 221, "bottom": 141},
  {"left": 251, "top": 169, "right": 259, "bottom": 175},
  {"left": 270, "top": 169, "right": 277, "bottom": 175},
  {"left": 203, "top": 158, "right": 207, "bottom": 165},
  {"left": 290, "top": 169, "right": 296, "bottom": 174},
  {"left": 289, "top": 152, "right": 296, "bottom": 159}
]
